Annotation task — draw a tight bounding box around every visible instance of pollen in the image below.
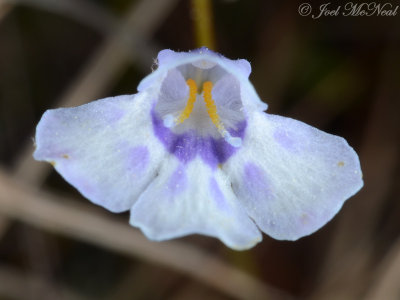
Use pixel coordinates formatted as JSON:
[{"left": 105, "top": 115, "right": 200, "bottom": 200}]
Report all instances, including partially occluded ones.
[
  {"left": 203, "top": 81, "right": 242, "bottom": 148},
  {"left": 203, "top": 81, "right": 225, "bottom": 132},
  {"left": 176, "top": 79, "right": 198, "bottom": 124}
]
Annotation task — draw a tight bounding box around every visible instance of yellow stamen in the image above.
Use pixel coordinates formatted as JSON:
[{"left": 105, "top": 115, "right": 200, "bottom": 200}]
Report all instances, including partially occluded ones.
[
  {"left": 203, "top": 81, "right": 242, "bottom": 148},
  {"left": 164, "top": 78, "right": 242, "bottom": 148},
  {"left": 176, "top": 79, "right": 198, "bottom": 124},
  {"left": 202, "top": 81, "right": 225, "bottom": 132}
]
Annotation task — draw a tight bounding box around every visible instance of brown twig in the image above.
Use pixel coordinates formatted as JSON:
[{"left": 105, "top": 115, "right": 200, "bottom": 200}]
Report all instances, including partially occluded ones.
[
  {"left": 12, "top": 0, "right": 177, "bottom": 185},
  {"left": 0, "top": 216, "right": 10, "bottom": 239},
  {"left": 0, "top": 1, "right": 288, "bottom": 298},
  {"left": 0, "top": 264, "right": 92, "bottom": 300},
  {"left": 0, "top": 1, "right": 13, "bottom": 22},
  {"left": 3, "top": 0, "right": 116, "bottom": 33},
  {"left": 310, "top": 47, "right": 400, "bottom": 299},
  {"left": 364, "top": 237, "right": 400, "bottom": 300},
  {"left": 0, "top": 168, "right": 292, "bottom": 300}
]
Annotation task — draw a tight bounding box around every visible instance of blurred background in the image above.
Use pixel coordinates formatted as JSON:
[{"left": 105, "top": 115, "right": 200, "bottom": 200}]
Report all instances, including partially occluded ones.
[{"left": 0, "top": 0, "right": 399, "bottom": 299}]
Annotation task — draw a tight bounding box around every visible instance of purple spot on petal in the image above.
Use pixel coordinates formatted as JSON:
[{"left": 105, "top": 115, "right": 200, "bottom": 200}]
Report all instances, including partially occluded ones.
[
  {"left": 244, "top": 163, "right": 273, "bottom": 201},
  {"left": 209, "top": 177, "right": 229, "bottom": 212},
  {"left": 127, "top": 146, "right": 149, "bottom": 174},
  {"left": 167, "top": 165, "right": 187, "bottom": 195},
  {"left": 151, "top": 108, "right": 246, "bottom": 167}
]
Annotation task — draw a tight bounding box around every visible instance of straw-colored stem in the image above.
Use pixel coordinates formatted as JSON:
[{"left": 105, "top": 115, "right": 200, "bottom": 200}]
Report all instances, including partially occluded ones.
[{"left": 191, "top": 0, "right": 216, "bottom": 49}]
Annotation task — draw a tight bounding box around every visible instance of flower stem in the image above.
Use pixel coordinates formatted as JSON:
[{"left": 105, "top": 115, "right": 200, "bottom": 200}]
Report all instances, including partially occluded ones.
[{"left": 191, "top": 0, "right": 216, "bottom": 50}]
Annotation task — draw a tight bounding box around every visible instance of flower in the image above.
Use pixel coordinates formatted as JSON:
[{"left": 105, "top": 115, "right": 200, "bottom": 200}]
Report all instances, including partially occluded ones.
[{"left": 33, "top": 48, "right": 363, "bottom": 250}]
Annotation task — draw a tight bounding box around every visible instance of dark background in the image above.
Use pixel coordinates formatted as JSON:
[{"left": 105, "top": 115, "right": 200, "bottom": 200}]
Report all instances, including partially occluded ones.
[{"left": 0, "top": 0, "right": 399, "bottom": 299}]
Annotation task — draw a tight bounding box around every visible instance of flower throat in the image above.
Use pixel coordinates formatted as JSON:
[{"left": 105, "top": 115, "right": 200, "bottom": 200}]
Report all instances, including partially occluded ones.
[{"left": 163, "top": 78, "right": 242, "bottom": 148}]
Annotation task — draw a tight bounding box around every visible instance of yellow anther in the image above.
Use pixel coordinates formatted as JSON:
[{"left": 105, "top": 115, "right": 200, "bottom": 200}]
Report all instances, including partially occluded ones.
[
  {"left": 176, "top": 79, "right": 198, "bottom": 124},
  {"left": 202, "top": 81, "right": 242, "bottom": 147},
  {"left": 202, "top": 81, "right": 224, "bottom": 132},
  {"left": 164, "top": 78, "right": 242, "bottom": 148}
]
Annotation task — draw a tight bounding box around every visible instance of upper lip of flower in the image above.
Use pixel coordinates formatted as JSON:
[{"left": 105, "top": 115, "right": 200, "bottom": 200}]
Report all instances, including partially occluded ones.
[{"left": 160, "top": 74, "right": 243, "bottom": 148}]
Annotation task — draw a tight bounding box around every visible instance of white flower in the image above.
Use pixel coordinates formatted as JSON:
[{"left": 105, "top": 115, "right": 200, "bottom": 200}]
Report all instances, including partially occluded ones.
[{"left": 34, "top": 48, "right": 363, "bottom": 250}]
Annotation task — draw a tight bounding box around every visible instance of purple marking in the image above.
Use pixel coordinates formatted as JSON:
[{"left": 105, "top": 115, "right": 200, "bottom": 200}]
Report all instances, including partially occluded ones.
[
  {"left": 151, "top": 109, "right": 246, "bottom": 167},
  {"left": 127, "top": 146, "right": 149, "bottom": 174},
  {"left": 167, "top": 165, "right": 187, "bottom": 195},
  {"left": 244, "top": 163, "right": 272, "bottom": 201},
  {"left": 273, "top": 128, "right": 297, "bottom": 152},
  {"left": 209, "top": 177, "right": 229, "bottom": 212}
]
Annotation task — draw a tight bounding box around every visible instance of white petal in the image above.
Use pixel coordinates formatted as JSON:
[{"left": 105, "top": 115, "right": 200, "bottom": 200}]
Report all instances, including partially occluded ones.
[
  {"left": 130, "top": 157, "right": 262, "bottom": 250},
  {"left": 223, "top": 111, "right": 363, "bottom": 240},
  {"left": 34, "top": 93, "right": 166, "bottom": 213},
  {"left": 212, "top": 73, "right": 244, "bottom": 127},
  {"left": 155, "top": 68, "right": 188, "bottom": 117}
]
